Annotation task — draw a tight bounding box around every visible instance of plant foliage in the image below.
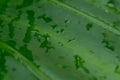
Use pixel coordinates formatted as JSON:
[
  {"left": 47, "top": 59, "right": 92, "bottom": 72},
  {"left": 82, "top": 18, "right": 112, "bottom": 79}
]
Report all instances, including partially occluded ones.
[{"left": 1, "top": 0, "right": 120, "bottom": 80}]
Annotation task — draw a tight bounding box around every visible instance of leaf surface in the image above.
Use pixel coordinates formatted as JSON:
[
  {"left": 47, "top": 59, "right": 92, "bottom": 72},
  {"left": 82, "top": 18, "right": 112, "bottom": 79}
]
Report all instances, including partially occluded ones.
[{"left": 1, "top": 0, "right": 120, "bottom": 80}]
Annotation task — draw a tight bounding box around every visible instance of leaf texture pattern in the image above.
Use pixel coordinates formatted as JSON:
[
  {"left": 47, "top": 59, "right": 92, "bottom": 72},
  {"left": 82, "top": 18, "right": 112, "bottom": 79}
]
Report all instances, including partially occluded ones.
[{"left": 1, "top": 0, "right": 120, "bottom": 80}]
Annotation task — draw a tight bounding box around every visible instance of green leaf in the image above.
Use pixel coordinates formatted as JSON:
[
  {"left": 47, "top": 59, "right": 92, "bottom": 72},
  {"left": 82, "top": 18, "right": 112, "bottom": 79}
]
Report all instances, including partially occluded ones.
[{"left": 1, "top": 0, "right": 120, "bottom": 80}]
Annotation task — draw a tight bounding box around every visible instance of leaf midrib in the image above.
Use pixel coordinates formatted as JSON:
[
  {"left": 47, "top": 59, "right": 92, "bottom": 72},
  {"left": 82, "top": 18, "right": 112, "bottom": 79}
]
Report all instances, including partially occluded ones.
[
  {"left": 85, "top": 0, "right": 120, "bottom": 16},
  {"left": 48, "top": 0, "right": 120, "bottom": 36},
  {"left": 0, "top": 0, "right": 120, "bottom": 79},
  {"left": 0, "top": 40, "right": 52, "bottom": 80}
]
